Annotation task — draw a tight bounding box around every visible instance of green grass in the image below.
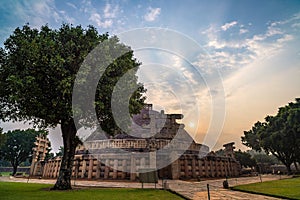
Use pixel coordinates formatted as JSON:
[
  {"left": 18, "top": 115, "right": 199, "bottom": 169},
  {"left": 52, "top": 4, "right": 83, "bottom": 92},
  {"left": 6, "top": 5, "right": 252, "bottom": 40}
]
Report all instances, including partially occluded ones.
[
  {"left": 233, "top": 177, "right": 300, "bottom": 199},
  {"left": 0, "top": 172, "right": 12, "bottom": 176},
  {"left": 0, "top": 182, "right": 184, "bottom": 200},
  {"left": 0, "top": 172, "right": 27, "bottom": 176}
]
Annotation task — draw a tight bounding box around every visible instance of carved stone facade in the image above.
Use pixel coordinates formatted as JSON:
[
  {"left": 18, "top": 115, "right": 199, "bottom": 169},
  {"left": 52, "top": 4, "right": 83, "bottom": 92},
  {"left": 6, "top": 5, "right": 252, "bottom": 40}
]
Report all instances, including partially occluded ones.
[
  {"left": 33, "top": 104, "right": 241, "bottom": 180},
  {"left": 29, "top": 134, "right": 50, "bottom": 176}
]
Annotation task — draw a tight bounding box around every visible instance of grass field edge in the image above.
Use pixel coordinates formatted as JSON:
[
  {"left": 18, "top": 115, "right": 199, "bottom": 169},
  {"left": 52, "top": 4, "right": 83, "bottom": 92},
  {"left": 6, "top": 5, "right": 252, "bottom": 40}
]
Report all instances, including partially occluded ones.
[
  {"left": 231, "top": 187, "right": 299, "bottom": 200},
  {"left": 165, "top": 189, "right": 191, "bottom": 200}
]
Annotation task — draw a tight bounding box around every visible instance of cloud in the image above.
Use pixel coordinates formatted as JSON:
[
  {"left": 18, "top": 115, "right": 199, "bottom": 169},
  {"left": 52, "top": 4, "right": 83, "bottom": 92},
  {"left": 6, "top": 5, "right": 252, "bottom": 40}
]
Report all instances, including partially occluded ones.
[
  {"left": 66, "top": 2, "right": 77, "bottom": 10},
  {"left": 199, "top": 14, "right": 297, "bottom": 76},
  {"left": 239, "top": 28, "right": 248, "bottom": 34},
  {"left": 89, "top": 12, "right": 113, "bottom": 28},
  {"left": 3, "top": 0, "right": 75, "bottom": 27},
  {"left": 221, "top": 21, "right": 238, "bottom": 31},
  {"left": 104, "top": 3, "right": 119, "bottom": 18},
  {"left": 83, "top": 2, "right": 120, "bottom": 28},
  {"left": 291, "top": 22, "right": 300, "bottom": 28},
  {"left": 144, "top": 7, "right": 161, "bottom": 22},
  {"left": 270, "top": 11, "right": 300, "bottom": 27}
]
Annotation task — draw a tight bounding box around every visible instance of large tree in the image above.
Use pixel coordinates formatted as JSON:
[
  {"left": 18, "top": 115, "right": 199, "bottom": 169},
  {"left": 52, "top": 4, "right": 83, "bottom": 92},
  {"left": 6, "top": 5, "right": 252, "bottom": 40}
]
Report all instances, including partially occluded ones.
[
  {"left": 0, "top": 24, "right": 145, "bottom": 189},
  {"left": 0, "top": 129, "right": 45, "bottom": 175},
  {"left": 242, "top": 98, "right": 300, "bottom": 174}
]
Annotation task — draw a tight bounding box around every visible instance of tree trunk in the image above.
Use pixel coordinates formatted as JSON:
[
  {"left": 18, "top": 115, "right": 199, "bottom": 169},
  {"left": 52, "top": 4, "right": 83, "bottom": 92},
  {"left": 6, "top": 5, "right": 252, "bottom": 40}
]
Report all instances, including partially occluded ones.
[
  {"left": 286, "top": 164, "right": 292, "bottom": 175},
  {"left": 52, "top": 119, "right": 77, "bottom": 190},
  {"left": 294, "top": 161, "right": 299, "bottom": 172},
  {"left": 12, "top": 165, "right": 18, "bottom": 176}
]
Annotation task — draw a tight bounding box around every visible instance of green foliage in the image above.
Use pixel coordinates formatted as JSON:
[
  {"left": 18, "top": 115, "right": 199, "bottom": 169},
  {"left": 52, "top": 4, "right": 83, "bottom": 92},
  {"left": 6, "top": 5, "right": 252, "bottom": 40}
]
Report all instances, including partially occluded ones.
[
  {"left": 44, "top": 148, "right": 55, "bottom": 162},
  {"left": 241, "top": 121, "right": 264, "bottom": 151},
  {"left": 0, "top": 182, "right": 184, "bottom": 200},
  {"left": 0, "top": 24, "right": 106, "bottom": 126},
  {"left": 242, "top": 98, "right": 300, "bottom": 173},
  {"left": 215, "top": 149, "right": 225, "bottom": 156},
  {"left": 56, "top": 146, "right": 64, "bottom": 157},
  {"left": 234, "top": 150, "right": 257, "bottom": 168},
  {"left": 0, "top": 159, "right": 10, "bottom": 167},
  {"left": 0, "top": 129, "right": 47, "bottom": 175},
  {"left": 0, "top": 23, "right": 146, "bottom": 189},
  {"left": 248, "top": 150, "right": 281, "bottom": 165},
  {"left": 96, "top": 48, "right": 146, "bottom": 134},
  {"left": 0, "top": 23, "right": 145, "bottom": 131},
  {"left": 233, "top": 177, "right": 300, "bottom": 199}
]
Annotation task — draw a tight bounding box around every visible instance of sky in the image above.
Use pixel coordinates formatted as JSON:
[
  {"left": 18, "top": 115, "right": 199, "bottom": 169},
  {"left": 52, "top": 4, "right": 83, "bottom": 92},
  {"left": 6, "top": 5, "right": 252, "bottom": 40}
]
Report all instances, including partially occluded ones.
[{"left": 0, "top": 0, "right": 300, "bottom": 152}]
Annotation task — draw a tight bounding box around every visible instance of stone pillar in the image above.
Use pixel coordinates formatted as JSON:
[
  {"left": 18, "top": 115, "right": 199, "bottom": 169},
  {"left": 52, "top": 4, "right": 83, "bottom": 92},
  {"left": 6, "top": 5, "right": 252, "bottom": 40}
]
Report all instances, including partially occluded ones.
[
  {"left": 104, "top": 159, "right": 109, "bottom": 179},
  {"left": 96, "top": 161, "right": 100, "bottom": 179},
  {"left": 149, "top": 113, "right": 156, "bottom": 135},
  {"left": 30, "top": 151, "right": 38, "bottom": 176},
  {"left": 47, "top": 161, "right": 51, "bottom": 178},
  {"left": 149, "top": 152, "right": 156, "bottom": 168},
  {"left": 121, "top": 159, "right": 127, "bottom": 179},
  {"left": 48, "top": 162, "right": 51, "bottom": 178},
  {"left": 48, "top": 162, "right": 52, "bottom": 178},
  {"left": 222, "top": 160, "right": 225, "bottom": 177},
  {"left": 42, "top": 163, "right": 47, "bottom": 177},
  {"left": 171, "top": 159, "right": 180, "bottom": 179},
  {"left": 81, "top": 159, "right": 86, "bottom": 178},
  {"left": 141, "top": 157, "right": 146, "bottom": 168},
  {"left": 216, "top": 161, "right": 219, "bottom": 177},
  {"left": 53, "top": 161, "right": 58, "bottom": 178},
  {"left": 52, "top": 161, "right": 56, "bottom": 178},
  {"left": 210, "top": 160, "right": 214, "bottom": 177},
  {"left": 219, "top": 160, "right": 222, "bottom": 177},
  {"left": 229, "top": 160, "right": 233, "bottom": 176},
  {"left": 130, "top": 153, "right": 136, "bottom": 181},
  {"left": 226, "top": 159, "right": 231, "bottom": 177},
  {"left": 198, "top": 160, "right": 202, "bottom": 177},
  {"left": 169, "top": 151, "right": 179, "bottom": 179},
  {"left": 32, "top": 162, "right": 39, "bottom": 176},
  {"left": 113, "top": 159, "right": 118, "bottom": 179},
  {"left": 88, "top": 158, "right": 93, "bottom": 179},
  {"left": 192, "top": 158, "right": 196, "bottom": 178},
  {"left": 43, "top": 163, "right": 48, "bottom": 177},
  {"left": 56, "top": 160, "right": 60, "bottom": 178},
  {"left": 184, "top": 158, "right": 189, "bottom": 178},
  {"left": 204, "top": 159, "right": 209, "bottom": 178},
  {"left": 216, "top": 160, "right": 220, "bottom": 177}
]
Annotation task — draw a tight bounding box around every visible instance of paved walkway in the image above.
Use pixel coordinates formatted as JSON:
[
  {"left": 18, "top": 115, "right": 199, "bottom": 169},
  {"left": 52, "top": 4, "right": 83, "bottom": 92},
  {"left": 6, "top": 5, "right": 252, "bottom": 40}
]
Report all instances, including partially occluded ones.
[
  {"left": 166, "top": 175, "right": 288, "bottom": 199},
  {"left": 0, "top": 175, "right": 289, "bottom": 199}
]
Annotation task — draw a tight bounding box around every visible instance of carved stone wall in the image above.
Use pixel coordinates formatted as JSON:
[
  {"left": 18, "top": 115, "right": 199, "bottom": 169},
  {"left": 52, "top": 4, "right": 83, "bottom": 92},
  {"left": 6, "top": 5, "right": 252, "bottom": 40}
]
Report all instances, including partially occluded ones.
[
  {"left": 42, "top": 150, "right": 240, "bottom": 180},
  {"left": 30, "top": 134, "right": 50, "bottom": 176},
  {"left": 33, "top": 105, "right": 241, "bottom": 180}
]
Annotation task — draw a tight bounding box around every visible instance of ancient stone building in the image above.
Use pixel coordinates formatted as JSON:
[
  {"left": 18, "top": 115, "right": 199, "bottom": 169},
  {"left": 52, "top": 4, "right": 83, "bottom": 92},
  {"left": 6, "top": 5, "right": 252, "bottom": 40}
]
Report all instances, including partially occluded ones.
[
  {"left": 33, "top": 104, "right": 241, "bottom": 180},
  {"left": 29, "top": 134, "right": 50, "bottom": 176}
]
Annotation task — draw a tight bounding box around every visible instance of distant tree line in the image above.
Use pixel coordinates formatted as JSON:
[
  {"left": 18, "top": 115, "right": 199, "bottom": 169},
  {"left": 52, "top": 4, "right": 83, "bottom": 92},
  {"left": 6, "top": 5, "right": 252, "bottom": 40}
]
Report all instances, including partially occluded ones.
[{"left": 216, "top": 148, "right": 280, "bottom": 171}]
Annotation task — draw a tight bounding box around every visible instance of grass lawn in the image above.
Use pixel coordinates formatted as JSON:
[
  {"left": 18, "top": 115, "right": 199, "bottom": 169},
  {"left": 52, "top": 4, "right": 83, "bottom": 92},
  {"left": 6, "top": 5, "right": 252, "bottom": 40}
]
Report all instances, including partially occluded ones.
[
  {"left": 233, "top": 177, "right": 300, "bottom": 200},
  {"left": 0, "top": 172, "right": 12, "bottom": 176},
  {"left": 0, "top": 181, "right": 184, "bottom": 200}
]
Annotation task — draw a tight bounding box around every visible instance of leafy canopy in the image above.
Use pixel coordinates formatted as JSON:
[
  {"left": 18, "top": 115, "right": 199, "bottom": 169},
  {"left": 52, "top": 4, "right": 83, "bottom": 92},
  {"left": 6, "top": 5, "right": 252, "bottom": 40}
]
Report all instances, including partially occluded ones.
[
  {"left": 0, "top": 24, "right": 146, "bottom": 134},
  {"left": 242, "top": 98, "right": 300, "bottom": 172}
]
